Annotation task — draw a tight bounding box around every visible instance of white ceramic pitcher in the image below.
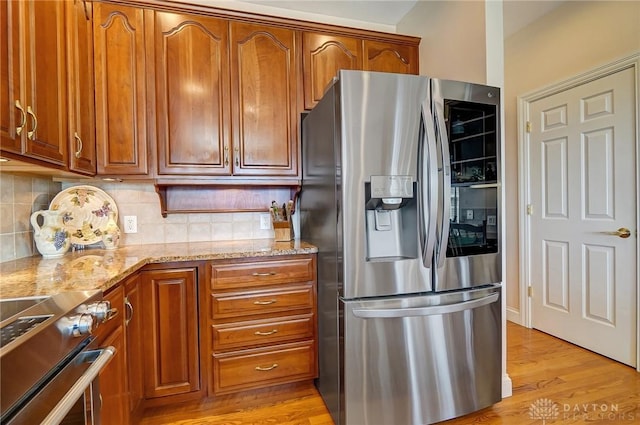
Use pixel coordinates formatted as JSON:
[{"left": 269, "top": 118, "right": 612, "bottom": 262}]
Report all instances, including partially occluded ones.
[{"left": 30, "top": 209, "right": 71, "bottom": 258}]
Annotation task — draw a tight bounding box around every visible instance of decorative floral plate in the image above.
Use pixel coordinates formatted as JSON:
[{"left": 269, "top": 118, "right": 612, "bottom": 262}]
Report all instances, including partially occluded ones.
[{"left": 49, "top": 185, "right": 119, "bottom": 246}]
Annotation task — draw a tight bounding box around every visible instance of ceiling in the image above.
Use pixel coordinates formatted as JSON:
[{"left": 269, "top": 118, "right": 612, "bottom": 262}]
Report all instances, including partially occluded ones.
[{"left": 236, "top": 0, "right": 565, "bottom": 38}]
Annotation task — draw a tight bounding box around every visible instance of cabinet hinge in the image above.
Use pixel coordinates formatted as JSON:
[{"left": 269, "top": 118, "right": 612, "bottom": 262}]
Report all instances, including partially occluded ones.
[
  {"left": 528, "top": 286, "right": 533, "bottom": 297},
  {"left": 526, "top": 204, "right": 533, "bottom": 215},
  {"left": 526, "top": 121, "right": 532, "bottom": 133}
]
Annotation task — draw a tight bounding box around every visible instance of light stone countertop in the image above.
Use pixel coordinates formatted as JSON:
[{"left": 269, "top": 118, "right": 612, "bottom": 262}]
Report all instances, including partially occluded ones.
[{"left": 0, "top": 240, "right": 318, "bottom": 299}]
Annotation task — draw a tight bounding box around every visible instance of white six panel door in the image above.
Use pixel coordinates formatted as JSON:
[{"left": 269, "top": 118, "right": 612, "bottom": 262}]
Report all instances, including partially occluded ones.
[{"left": 529, "top": 67, "right": 637, "bottom": 367}]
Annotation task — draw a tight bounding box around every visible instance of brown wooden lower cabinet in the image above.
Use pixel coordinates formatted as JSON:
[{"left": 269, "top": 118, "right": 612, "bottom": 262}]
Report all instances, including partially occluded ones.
[
  {"left": 124, "top": 273, "right": 144, "bottom": 423},
  {"left": 141, "top": 266, "right": 200, "bottom": 399},
  {"left": 97, "top": 254, "right": 317, "bottom": 418},
  {"left": 208, "top": 255, "right": 318, "bottom": 397},
  {"left": 212, "top": 341, "right": 316, "bottom": 395},
  {"left": 97, "top": 286, "right": 129, "bottom": 425}
]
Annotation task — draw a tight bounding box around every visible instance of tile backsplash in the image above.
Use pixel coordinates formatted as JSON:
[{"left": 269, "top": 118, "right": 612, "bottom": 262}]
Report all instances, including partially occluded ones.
[
  {"left": 0, "top": 173, "right": 62, "bottom": 262},
  {"left": 59, "top": 182, "right": 277, "bottom": 246},
  {"left": 1, "top": 175, "right": 286, "bottom": 262}
]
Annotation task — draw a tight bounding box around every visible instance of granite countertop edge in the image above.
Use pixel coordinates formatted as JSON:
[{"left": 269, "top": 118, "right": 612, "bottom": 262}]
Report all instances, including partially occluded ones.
[{"left": 0, "top": 240, "right": 318, "bottom": 299}]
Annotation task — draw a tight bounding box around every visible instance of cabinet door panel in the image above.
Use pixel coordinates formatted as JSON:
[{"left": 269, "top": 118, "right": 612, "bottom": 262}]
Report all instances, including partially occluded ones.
[
  {"left": 155, "top": 12, "right": 230, "bottom": 176},
  {"left": 230, "top": 23, "right": 298, "bottom": 176},
  {"left": 67, "top": 0, "right": 97, "bottom": 175},
  {"left": 142, "top": 268, "right": 200, "bottom": 398},
  {"left": 0, "top": 0, "right": 22, "bottom": 153},
  {"left": 94, "top": 3, "right": 148, "bottom": 175},
  {"left": 302, "top": 32, "right": 362, "bottom": 110},
  {"left": 363, "top": 40, "right": 418, "bottom": 75},
  {"left": 124, "top": 274, "right": 144, "bottom": 420},
  {"left": 23, "top": 0, "right": 67, "bottom": 164}
]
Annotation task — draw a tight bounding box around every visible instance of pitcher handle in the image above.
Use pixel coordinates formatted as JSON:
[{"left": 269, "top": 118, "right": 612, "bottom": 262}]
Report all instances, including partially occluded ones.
[{"left": 30, "top": 210, "right": 44, "bottom": 235}]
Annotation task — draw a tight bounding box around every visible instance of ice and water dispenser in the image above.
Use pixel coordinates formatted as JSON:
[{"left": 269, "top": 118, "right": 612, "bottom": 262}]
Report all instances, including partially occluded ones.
[{"left": 364, "top": 175, "right": 418, "bottom": 261}]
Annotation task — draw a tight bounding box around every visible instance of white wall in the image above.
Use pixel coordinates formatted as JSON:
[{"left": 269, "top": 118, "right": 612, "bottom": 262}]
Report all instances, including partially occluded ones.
[
  {"left": 504, "top": 0, "right": 640, "bottom": 322},
  {"left": 398, "top": 0, "right": 487, "bottom": 82}
]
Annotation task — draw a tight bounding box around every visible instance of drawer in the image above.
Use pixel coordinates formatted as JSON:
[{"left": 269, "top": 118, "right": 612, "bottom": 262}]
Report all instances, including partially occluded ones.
[
  {"left": 212, "top": 314, "right": 314, "bottom": 351},
  {"left": 210, "top": 256, "right": 315, "bottom": 291},
  {"left": 211, "top": 341, "right": 316, "bottom": 395},
  {"left": 93, "top": 285, "right": 124, "bottom": 345},
  {"left": 211, "top": 285, "right": 314, "bottom": 319}
]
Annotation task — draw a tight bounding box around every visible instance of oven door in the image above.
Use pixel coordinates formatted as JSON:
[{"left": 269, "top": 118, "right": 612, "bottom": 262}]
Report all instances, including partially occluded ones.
[{"left": 4, "top": 342, "right": 115, "bottom": 425}]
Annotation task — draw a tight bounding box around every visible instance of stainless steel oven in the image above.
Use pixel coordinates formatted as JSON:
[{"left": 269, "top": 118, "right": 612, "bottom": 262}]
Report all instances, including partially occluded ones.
[{"left": 0, "top": 291, "right": 116, "bottom": 425}]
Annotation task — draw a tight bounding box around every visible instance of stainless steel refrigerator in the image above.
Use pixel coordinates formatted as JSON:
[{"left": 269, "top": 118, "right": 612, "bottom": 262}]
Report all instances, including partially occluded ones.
[{"left": 300, "top": 70, "right": 502, "bottom": 425}]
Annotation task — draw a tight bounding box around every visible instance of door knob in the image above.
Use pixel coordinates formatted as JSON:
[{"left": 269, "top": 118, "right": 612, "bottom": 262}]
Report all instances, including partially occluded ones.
[{"left": 599, "top": 227, "right": 632, "bottom": 239}]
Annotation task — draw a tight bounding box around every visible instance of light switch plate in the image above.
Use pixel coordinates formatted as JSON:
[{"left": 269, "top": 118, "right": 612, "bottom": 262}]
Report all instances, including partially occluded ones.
[
  {"left": 487, "top": 215, "right": 496, "bottom": 226},
  {"left": 466, "top": 210, "right": 474, "bottom": 220}
]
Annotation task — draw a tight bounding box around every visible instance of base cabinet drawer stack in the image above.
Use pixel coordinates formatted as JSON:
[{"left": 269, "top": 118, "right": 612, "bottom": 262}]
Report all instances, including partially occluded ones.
[{"left": 208, "top": 255, "right": 317, "bottom": 395}]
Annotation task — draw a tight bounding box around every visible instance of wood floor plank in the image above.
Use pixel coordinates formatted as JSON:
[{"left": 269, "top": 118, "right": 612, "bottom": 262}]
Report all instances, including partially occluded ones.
[{"left": 140, "top": 322, "right": 640, "bottom": 425}]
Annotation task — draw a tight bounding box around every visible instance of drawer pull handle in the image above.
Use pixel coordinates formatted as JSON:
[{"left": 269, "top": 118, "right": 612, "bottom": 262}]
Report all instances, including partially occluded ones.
[
  {"left": 253, "top": 300, "right": 277, "bottom": 305},
  {"left": 255, "top": 363, "right": 278, "bottom": 372},
  {"left": 252, "top": 272, "right": 276, "bottom": 277},
  {"left": 254, "top": 329, "right": 278, "bottom": 336}
]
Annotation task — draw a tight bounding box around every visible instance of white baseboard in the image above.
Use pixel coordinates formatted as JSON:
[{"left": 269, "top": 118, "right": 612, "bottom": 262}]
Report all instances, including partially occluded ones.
[
  {"left": 502, "top": 373, "right": 513, "bottom": 398},
  {"left": 507, "top": 307, "right": 523, "bottom": 325}
]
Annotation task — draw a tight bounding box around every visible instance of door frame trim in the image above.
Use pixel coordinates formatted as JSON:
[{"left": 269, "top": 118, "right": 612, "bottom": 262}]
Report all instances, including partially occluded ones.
[{"left": 517, "top": 52, "right": 640, "bottom": 370}]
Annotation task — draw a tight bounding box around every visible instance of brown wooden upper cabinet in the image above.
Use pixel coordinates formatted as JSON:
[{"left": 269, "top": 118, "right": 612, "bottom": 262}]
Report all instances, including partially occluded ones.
[
  {"left": 153, "top": 11, "right": 231, "bottom": 176},
  {"left": 93, "top": 2, "right": 149, "bottom": 176},
  {"left": 230, "top": 22, "right": 299, "bottom": 177},
  {"left": 363, "top": 39, "right": 418, "bottom": 74},
  {"left": 302, "top": 33, "right": 419, "bottom": 110},
  {"left": 1, "top": 0, "right": 68, "bottom": 165},
  {"left": 66, "top": 0, "right": 97, "bottom": 175},
  {"left": 302, "top": 32, "right": 362, "bottom": 110}
]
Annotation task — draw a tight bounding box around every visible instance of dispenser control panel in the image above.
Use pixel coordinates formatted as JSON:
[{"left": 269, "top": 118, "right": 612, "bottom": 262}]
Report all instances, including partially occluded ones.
[{"left": 370, "top": 176, "right": 413, "bottom": 198}]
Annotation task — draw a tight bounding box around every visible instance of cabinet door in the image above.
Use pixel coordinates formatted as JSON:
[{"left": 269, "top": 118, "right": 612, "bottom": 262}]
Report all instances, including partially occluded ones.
[
  {"left": 0, "top": 0, "right": 22, "bottom": 153},
  {"left": 98, "top": 286, "right": 128, "bottom": 425},
  {"left": 141, "top": 267, "right": 200, "bottom": 398},
  {"left": 302, "top": 32, "right": 362, "bottom": 110},
  {"left": 363, "top": 40, "right": 418, "bottom": 75},
  {"left": 1, "top": 0, "right": 67, "bottom": 164},
  {"left": 94, "top": 3, "right": 148, "bottom": 175},
  {"left": 230, "top": 22, "right": 299, "bottom": 177},
  {"left": 66, "top": 0, "right": 97, "bottom": 175},
  {"left": 100, "top": 325, "right": 128, "bottom": 425},
  {"left": 154, "top": 11, "right": 231, "bottom": 176},
  {"left": 23, "top": 0, "right": 68, "bottom": 165},
  {"left": 124, "top": 274, "right": 144, "bottom": 421}
]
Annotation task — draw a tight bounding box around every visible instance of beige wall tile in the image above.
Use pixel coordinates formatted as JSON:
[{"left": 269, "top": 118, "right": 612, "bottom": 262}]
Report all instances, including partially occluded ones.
[
  {"left": 0, "top": 174, "right": 14, "bottom": 203},
  {"left": 0, "top": 233, "right": 15, "bottom": 262},
  {"left": 0, "top": 204, "right": 13, "bottom": 234}
]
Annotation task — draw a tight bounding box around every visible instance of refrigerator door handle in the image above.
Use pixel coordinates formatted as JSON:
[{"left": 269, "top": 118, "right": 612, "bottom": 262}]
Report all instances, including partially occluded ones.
[
  {"left": 432, "top": 81, "right": 451, "bottom": 267},
  {"left": 352, "top": 292, "right": 499, "bottom": 318},
  {"left": 419, "top": 98, "right": 439, "bottom": 269}
]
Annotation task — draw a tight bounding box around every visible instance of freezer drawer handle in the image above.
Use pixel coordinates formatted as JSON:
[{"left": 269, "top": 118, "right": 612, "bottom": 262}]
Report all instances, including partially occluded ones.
[
  {"left": 253, "top": 299, "right": 277, "bottom": 305},
  {"left": 255, "top": 363, "right": 278, "bottom": 371},
  {"left": 352, "top": 292, "right": 499, "bottom": 319}
]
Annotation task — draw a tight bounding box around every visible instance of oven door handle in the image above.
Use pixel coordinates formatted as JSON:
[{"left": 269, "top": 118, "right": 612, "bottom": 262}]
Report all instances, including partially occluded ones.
[{"left": 41, "top": 346, "right": 115, "bottom": 425}]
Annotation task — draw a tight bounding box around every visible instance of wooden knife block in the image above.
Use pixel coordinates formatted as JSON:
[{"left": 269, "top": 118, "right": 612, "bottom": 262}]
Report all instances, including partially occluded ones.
[{"left": 272, "top": 220, "right": 292, "bottom": 241}]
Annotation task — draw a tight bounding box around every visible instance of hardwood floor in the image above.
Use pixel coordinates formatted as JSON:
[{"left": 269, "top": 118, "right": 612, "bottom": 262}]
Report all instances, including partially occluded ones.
[{"left": 140, "top": 322, "right": 640, "bottom": 424}]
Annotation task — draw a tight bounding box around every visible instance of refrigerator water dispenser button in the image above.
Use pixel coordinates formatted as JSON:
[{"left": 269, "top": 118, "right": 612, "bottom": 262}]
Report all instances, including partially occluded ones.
[{"left": 374, "top": 210, "right": 392, "bottom": 231}]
